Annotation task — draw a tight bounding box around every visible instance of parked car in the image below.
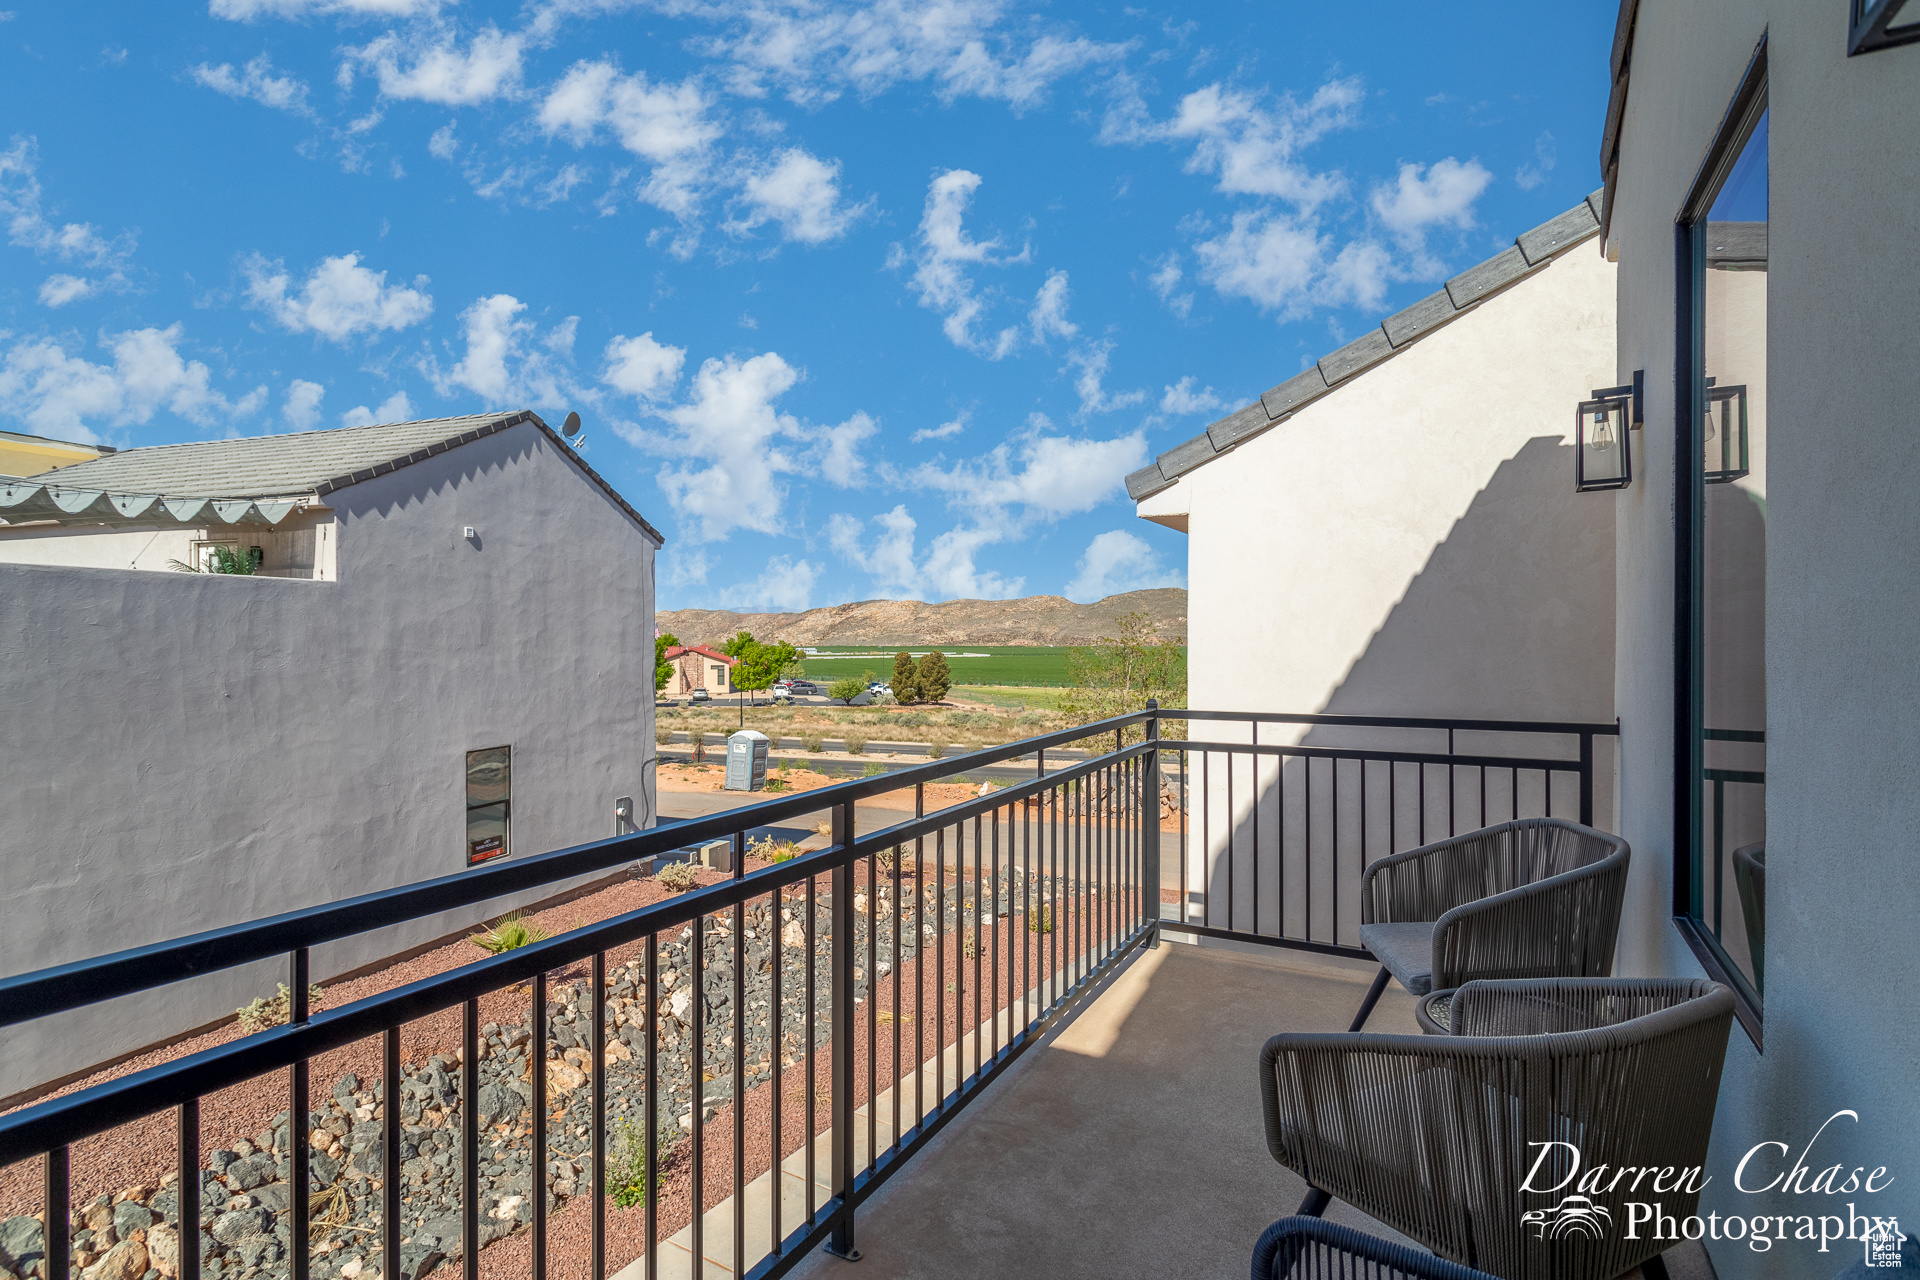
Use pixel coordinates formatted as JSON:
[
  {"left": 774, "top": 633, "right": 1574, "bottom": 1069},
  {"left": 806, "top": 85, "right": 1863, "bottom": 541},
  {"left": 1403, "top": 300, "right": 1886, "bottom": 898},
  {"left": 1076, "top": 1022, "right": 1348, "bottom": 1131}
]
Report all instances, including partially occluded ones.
[
  {"left": 867, "top": 682, "right": 891, "bottom": 696},
  {"left": 787, "top": 680, "right": 823, "bottom": 697},
  {"left": 690, "top": 687, "right": 712, "bottom": 704}
]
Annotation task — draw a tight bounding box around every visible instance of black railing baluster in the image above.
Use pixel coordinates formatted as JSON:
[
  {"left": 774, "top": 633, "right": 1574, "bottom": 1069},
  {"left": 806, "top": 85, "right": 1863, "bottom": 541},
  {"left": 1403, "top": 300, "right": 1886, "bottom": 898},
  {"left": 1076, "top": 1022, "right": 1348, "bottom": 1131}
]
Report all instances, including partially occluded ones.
[
  {"left": 768, "top": 894, "right": 782, "bottom": 1260},
  {"left": 644, "top": 932, "right": 659, "bottom": 1280},
  {"left": 382, "top": 1027, "right": 400, "bottom": 1280},
  {"left": 45, "top": 1144, "right": 68, "bottom": 1280},
  {"left": 178, "top": 1100, "right": 199, "bottom": 1280},
  {"left": 462, "top": 996, "right": 480, "bottom": 1280},
  {"left": 804, "top": 874, "right": 816, "bottom": 1225},
  {"left": 915, "top": 814, "right": 925, "bottom": 1130},
  {"left": 972, "top": 812, "right": 983, "bottom": 1081},
  {"left": 865, "top": 836, "right": 876, "bottom": 1171},
  {"left": 733, "top": 892, "right": 746, "bottom": 1277},
  {"left": 935, "top": 825, "right": 945, "bottom": 1101},
  {"left": 890, "top": 841, "right": 901, "bottom": 1149},
  {"left": 591, "top": 951, "right": 607, "bottom": 1280},
  {"left": 531, "top": 970, "right": 547, "bottom": 1280},
  {"left": 1202, "top": 752, "right": 1210, "bottom": 929},
  {"left": 1251, "top": 726, "right": 1260, "bottom": 939},
  {"left": 827, "top": 802, "right": 858, "bottom": 1261},
  {"left": 289, "top": 948, "right": 310, "bottom": 1280},
  {"left": 989, "top": 810, "right": 1000, "bottom": 1061},
  {"left": 689, "top": 923, "right": 703, "bottom": 1279}
]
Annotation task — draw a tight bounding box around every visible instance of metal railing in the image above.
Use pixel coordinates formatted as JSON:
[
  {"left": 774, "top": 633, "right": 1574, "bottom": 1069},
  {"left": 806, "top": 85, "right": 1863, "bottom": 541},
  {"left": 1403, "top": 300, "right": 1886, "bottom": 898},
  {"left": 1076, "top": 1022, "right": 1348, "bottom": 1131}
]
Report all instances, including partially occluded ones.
[
  {"left": 1160, "top": 711, "right": 1620, "bottom": 957},
  {"left": 0, "top": 711, "right": 1162, "bottom": 1280}
]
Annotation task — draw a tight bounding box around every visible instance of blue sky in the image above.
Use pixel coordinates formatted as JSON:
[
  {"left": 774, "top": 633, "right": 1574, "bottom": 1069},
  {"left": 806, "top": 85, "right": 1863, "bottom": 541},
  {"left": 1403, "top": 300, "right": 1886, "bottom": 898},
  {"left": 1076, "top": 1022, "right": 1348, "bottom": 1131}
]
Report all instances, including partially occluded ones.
[{"left": 0, "top": 1, "right": 1616, "bottom": 612}]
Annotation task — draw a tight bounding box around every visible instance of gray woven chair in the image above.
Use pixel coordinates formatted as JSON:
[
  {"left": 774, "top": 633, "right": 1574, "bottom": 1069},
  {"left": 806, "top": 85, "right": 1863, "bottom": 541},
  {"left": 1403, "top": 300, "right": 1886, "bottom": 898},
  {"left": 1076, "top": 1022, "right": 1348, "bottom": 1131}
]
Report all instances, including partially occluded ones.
[
  {"left": 1254, "top": 1216, "right": 1500, "bottom": 1280},
  {"left": 1347, "top": 818, "right": 1630, "bottom": 1034},
  {"left": 1262, "top": 978, "right": 1734, "bottom": 1280}
]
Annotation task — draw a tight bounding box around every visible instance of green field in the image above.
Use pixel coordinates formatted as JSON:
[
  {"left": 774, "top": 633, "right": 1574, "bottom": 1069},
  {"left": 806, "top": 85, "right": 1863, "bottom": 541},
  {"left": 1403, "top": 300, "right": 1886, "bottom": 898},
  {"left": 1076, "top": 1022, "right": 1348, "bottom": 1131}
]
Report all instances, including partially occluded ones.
[{"left": 796, "top": 645, "right": 1075, "bottom": 686}]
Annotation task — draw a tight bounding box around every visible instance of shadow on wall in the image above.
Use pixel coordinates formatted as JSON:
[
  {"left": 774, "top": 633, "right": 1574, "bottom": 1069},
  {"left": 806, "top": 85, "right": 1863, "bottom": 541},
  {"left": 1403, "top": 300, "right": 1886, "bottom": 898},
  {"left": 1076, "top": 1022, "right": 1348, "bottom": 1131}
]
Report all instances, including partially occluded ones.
[{"left": 1181, "top": 437, "right": 1619, "bottom": 946}]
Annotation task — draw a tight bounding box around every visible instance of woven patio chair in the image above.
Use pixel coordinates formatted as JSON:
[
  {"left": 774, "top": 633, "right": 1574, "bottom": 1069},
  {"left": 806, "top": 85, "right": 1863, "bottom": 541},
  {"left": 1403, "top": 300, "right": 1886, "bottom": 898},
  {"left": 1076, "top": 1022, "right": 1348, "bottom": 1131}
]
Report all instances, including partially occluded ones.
[
  {"left": 1346, "top": 818, "right": 1630, "bottom": 1034},
  {"left": 1254, "top": 1216, "right": 1500, "bottom": 1280},
  {"left": 1262, "top": 978, "right": 1734, "bottom": 1280}
]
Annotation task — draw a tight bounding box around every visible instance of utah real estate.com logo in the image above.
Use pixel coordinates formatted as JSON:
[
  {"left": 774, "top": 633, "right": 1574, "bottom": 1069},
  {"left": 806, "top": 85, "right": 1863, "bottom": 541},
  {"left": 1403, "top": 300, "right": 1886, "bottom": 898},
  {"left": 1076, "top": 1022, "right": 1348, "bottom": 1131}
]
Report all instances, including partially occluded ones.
[{"left": 1518, "top": 1111, "right": 1905, "bottom": 1264}]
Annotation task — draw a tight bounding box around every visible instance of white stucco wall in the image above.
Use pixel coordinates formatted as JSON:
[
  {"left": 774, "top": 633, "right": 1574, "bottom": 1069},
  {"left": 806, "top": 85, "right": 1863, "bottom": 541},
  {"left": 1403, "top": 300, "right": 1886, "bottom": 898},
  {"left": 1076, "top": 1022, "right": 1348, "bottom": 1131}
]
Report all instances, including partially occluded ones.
[
  {"left": 1608, "top": 5, "right": 1919, "bottom": 1275},
  {"left": 1143, "top": 244, "right": 1618, "bottom": 941},
  {"left": 0, "top": 422, "right": 658, "bottom": 1098}
]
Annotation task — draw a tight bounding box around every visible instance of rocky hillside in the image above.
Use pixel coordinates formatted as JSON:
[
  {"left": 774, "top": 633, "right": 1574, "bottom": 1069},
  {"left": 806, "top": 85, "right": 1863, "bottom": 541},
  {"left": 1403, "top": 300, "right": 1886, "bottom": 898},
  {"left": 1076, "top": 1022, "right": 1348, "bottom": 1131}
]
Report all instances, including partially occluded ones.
[{"left": 659, "top": 588, "right": 1186, "bottom": 647}]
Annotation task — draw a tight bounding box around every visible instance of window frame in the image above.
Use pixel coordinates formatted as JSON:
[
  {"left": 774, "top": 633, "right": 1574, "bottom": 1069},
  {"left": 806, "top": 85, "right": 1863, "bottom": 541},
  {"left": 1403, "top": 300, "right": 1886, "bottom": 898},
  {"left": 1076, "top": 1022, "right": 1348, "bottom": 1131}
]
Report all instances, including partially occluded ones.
[
  {"left": 465, "top": 745, "right": 512, "bottom": 867},
  {"left": 1850, "top": 0, "right": 1920, "bottom": 55},
  {"left": 1671, "top": 35, "right": 1769, "bottom": 1046}
]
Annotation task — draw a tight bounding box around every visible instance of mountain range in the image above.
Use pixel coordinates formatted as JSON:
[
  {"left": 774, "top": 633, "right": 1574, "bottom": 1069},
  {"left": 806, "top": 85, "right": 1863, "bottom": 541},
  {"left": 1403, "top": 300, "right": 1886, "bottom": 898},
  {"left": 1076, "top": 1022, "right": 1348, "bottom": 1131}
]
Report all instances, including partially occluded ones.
[{"left": 658, "top": 589, "right": 1187, "bottom": 648}]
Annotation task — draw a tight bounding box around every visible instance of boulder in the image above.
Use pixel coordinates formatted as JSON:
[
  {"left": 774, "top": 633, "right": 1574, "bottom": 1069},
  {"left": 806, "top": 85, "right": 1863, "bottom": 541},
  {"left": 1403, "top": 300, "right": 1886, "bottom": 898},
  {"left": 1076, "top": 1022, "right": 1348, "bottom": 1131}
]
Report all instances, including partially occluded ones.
[
  {"left": 145, "top": 1225, "right": 179, "bottom": 1279},
  {"left": 78, "top": 1237, "right": 147, "bottom": 1280},
  {"left": 0, "top": 1215, "right": 45, "bottom": 1280}
]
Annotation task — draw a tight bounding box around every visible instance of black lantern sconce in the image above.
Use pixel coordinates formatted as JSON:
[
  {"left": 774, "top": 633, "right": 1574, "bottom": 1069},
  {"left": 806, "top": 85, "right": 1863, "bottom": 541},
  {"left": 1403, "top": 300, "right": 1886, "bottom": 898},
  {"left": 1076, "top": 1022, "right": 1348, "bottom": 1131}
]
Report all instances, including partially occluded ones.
[
  {"left": 1704, "top": 379, "right": 1750, "bottom": 484},
  {"left": 1575, "top": 369, "right": 1643, "bottom": 493}
]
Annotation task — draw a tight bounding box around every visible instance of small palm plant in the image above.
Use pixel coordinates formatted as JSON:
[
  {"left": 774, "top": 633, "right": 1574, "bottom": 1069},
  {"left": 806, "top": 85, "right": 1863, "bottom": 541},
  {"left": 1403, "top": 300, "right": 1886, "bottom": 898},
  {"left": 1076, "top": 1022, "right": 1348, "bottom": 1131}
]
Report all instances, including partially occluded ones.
[
  {"left": 469, "top": 912, "right": 551, "bottom": 955},
  {"left": 170, "top": 545, "right": 260, "bottom": 575}
]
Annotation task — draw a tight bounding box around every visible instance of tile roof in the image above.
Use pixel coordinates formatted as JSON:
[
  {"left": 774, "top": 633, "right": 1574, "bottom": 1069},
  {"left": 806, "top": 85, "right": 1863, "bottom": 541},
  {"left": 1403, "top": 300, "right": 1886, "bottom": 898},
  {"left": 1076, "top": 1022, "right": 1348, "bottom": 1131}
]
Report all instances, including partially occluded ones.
[
  {"left": 1126, "top": 190, "right": 1606, "bottom": 503},
  {"left": 27, "top": 410, "right": 664, "bottom": 544}
]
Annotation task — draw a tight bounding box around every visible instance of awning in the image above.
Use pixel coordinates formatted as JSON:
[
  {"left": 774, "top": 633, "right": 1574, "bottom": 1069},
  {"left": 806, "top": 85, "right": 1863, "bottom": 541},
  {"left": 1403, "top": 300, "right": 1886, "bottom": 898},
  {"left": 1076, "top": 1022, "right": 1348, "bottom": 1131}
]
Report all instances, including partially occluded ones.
[{"left": 0, "top": 476, "right": 311, "bottom": 528}]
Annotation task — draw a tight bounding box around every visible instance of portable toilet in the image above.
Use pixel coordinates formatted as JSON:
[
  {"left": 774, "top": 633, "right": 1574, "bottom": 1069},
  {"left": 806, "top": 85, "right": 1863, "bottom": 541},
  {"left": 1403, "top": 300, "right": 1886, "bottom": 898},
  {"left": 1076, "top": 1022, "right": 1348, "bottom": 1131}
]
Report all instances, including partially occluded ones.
[{"left": 724, "top": 730, "right": 770, "bottom": 791}]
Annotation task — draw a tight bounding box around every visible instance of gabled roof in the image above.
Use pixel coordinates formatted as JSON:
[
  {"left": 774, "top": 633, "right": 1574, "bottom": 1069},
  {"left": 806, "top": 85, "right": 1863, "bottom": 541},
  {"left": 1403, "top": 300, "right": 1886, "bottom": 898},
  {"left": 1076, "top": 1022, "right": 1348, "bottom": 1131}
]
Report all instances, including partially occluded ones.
[
  {"left": 1126, "top": 190, "right": 1607, "bottom": 503},
  {"left": 666, "top": 644, "right": 735, "bottom": 664},
  {"left": 1, "top": 410, "right": 664, "bottom": 544}
]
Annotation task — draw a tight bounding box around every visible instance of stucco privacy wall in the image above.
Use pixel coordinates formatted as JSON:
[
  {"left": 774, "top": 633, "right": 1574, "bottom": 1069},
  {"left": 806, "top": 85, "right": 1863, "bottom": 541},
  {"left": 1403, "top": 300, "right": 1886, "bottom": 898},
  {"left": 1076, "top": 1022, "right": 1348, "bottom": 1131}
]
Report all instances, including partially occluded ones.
[
  {"left": 1607, "top": 5, "right": 1920, "bottom": 1276},
  {"left": 1141, "top": 242, "right": 1617, "bottom": 942},
  {"left": 0, "top": 422, "right": 658, "bottom": 1098}
]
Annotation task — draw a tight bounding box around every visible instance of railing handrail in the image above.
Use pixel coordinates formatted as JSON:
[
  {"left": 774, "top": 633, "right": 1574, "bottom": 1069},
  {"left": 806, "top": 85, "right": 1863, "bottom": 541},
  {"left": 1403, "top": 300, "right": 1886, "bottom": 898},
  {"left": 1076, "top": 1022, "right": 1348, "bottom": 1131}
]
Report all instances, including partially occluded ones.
[
  {"left": 0, "top": 710, "right": 1152, "bottom": 1028},
  {"left": 0, "top": 737, "right": 1159, "bottom": 1162},
  {"left": 1179, "top": 708, "right": 1620, "bottom": 736}
]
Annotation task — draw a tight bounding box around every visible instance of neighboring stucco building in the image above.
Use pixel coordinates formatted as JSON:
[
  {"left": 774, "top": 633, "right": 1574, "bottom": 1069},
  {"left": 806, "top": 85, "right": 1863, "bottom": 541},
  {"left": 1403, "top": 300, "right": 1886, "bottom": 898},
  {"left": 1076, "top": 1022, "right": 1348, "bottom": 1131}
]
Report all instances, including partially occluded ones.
[
  {"left": 0, "top": 411, "right": 664, "bottom": 1098},
  {"left": 663, "top": 643, "right": 736, "bottom": 696},
  {"left": 0, "top": 428, "right": 113, "bottom": 477}
]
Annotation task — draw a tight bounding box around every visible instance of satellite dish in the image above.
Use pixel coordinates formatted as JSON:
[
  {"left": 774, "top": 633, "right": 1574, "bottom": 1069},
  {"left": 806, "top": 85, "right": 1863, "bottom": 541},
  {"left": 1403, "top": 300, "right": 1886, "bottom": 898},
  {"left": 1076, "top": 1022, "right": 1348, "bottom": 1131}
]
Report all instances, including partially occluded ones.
[{"left": 563, "top": 411, "right": 582, "bottom": 434}]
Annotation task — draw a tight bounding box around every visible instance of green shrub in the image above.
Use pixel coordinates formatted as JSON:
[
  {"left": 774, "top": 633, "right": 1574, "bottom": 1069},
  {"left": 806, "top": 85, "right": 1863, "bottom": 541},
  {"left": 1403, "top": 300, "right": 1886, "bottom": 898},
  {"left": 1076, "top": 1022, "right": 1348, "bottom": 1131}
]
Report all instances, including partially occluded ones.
[
  {"left": 747, "top": 835, "right": 801, "bottom": 862},
  {"left": 926, "top": 740, "right": 947, "bottom": 759},
  {"left": 654, "top": 726, "right": 674, "bottom": 745},
  {"left": 842, "top": 733, "right": 867, "bottom": 754},
  {"left": 1028, "top": 905, "right": 1054, "bottom": 934},
  {"left": 605, "top": 1119, "right": 677, "bottom": 1208},
  {"left": 170, "top": 545, "right": 260, "bottom": 575},
  {"left": 827, "top": 675, "right": 867, "bottom": 703},
  {"left": 656, "top": 860, "right": 700, "bottom": 892},
  {"left": 469, "top": 912, "right": 551, "bottom": 955},
  {"left": 861, "top": 762, "right": 886, "bottom": 777},
  {"left": 236, "top": 983, "right": 325, "bottom": 1032},
  {"left": 803, "top": 734, "right": 825, "bottom": 753},
  {"left": 763, "top": 777, "right": 791, "bottom": 793}
]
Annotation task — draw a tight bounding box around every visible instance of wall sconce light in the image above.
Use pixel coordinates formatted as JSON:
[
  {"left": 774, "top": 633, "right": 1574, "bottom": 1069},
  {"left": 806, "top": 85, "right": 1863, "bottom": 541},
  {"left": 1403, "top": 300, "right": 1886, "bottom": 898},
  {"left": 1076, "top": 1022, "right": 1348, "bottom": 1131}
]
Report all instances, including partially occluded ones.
[
  {"left": 1575, "top": 369, "right": 1643, "bottom": 492},
  {"left": 1704, "top": 379, "right": 1750, "bottom": 484}
]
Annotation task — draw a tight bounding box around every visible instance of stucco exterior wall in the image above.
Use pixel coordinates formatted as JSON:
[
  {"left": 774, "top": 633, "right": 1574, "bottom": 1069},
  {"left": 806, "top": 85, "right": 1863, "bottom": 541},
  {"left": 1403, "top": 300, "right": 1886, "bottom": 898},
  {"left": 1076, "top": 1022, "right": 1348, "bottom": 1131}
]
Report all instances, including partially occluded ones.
[
  {"left": 1607, "top": 5, "right": 1919, "bottom": 1274},
  {"left": 0, "top": 422, "right": 658, "bottom": 1098}
]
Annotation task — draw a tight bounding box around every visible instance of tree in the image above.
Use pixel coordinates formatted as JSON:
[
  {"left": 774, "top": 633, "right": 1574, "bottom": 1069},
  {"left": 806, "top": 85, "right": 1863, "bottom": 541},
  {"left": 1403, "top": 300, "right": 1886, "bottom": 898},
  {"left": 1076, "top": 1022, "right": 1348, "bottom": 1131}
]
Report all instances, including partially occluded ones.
[
  {"left": 732, "top": 636, "right": 801, "bottom": 693},
  {"left": 654, "top": 632, "right": 681, "bottom": 694},
  {"left": 916, "top": 650, "right": 951, "bottom": 703},
  {"left": 827, "top": 674, "right": 867, "bottom": 703},
  {"left": 1060, "top": 611, "right": 1187, "bottom": 744},
  {"left": 891, "top": 650, "right": 921, "bottom": 703}
]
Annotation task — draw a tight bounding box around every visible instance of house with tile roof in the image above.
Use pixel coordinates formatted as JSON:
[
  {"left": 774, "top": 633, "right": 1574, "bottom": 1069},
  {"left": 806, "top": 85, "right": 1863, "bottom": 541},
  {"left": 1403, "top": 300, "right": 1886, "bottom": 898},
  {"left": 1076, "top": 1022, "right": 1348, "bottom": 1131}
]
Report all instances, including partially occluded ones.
[
  {"left": 1132, "top": 195, "right": 1620, "bottom": 753},
  {"left": 0, "top": 411, "right": 664, "bottom": 1097},
  {"left": 662, "top": 643, "right": 737, "bottom": 696}
]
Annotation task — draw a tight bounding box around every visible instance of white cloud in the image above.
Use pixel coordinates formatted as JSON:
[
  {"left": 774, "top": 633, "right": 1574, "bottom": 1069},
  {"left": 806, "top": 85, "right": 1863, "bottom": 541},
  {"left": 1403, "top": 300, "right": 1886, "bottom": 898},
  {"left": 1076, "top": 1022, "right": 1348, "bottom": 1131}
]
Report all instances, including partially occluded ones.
[
  {"left": 650, "top": 351, "right": 803, "bottom": 541},
  {"left": 1370, "top": 157, "right": 1493, "bottom": 236},
  {"left": 898, "top": 168, "right": 1028, "bottom": 355},
  {"left": 602, "top": 331, "right": 685, "bottom": 401},
  {"left": 346, "top": 25, "right": 524, "bottom": 105},
  {"left": 0, "top": 324, "right": 265, "bottom": 442},
  {"left": 1064, "top": 529, "right": 1184, "bottom": 601},
  {"left": 1191, "top": 209, "right": 1391, "bottom": 319},
  {"left": 0, "top": 136, "right": 136, "bottom": 304},
  {"left": 212, "top": 0, "right": 441, "bottom": 18},
  {"left": 1066, "top": 342, "right": 1146, "bottom": 417},
  {"left": 1148, "top": 253, "right": 1192, "bottom": 319},
  {"left": 818, "top": 411, "right": 878, "bottom": 487},
  {"left": 827, "top": 504, "right": 1022, "bottom": 601},
  {"left": 538, "top": 60, "right": 719, "bottom": 220},
  {"left": 911, "top": 412, "right": 967, "bottom": 444},
  {"left": 1159, "top": 376, "right": 1224, "bottom": 416},
  {"left": 725, "top": 148, "right": 867, "bottom": 245},
  {"left": 191, "top": 54, "right": 312, "bottom": 114},
  {"left": 424, "top": 293, "right": 583, "bottom": 409},
  {"left": 1104, "top": 76, "right": 1363, "bottom": 209},
  {"left": 715, "top": 554, "right": 820, "bottom": 612},
  {"left": 243, "top": 252, "right": 433, "bottom": 342},
  {"left": 1515, "top": 132, "right": 1555, "bottom": 192},
  {"left": 339, "top": 389, "right": 413, "bottom": 427},
  {"left": 905, "top": 429, "right": 1147, "bottom": 520},
  {"left": 284, "top": 378, "right": 325, "bottom": 430},
  {"left": 701, "top": 2, "right": 1127, "bottom": 112},
  {"left": 1027, "top": 270, "right": 1076, "bottom": 345},
  {"left": 428, "top": 121, "right": 459, "bottom": 160}
]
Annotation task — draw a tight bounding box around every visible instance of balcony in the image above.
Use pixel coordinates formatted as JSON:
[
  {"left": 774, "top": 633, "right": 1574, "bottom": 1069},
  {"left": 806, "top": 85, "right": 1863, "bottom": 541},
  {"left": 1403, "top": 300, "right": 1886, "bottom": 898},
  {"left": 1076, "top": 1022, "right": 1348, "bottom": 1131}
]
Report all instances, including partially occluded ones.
[{"left": 0, "top": 709, "right": 1639, "bottom": 1280}]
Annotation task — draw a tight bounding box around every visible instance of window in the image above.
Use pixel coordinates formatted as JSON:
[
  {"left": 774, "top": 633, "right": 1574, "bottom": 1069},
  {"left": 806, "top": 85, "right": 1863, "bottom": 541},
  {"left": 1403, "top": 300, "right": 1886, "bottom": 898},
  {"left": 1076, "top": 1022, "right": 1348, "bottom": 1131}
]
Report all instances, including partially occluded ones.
[
  {"left": 466, "top": 746, "right": 511, "bottom": 865},
  {"left": 1677, "top": 72, "right": 1767, "bottom": 1027},
  {"left": 1850, "top": 0, "right": 1920, "bottom": 55}
]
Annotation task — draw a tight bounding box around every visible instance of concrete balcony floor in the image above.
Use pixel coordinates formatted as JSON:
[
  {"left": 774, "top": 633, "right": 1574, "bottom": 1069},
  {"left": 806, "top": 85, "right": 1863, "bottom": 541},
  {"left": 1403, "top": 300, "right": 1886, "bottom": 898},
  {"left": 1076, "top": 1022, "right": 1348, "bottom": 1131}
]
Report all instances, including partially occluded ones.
[{"left": 790, "top": 939, "right": 1715, "bottom": 1280}]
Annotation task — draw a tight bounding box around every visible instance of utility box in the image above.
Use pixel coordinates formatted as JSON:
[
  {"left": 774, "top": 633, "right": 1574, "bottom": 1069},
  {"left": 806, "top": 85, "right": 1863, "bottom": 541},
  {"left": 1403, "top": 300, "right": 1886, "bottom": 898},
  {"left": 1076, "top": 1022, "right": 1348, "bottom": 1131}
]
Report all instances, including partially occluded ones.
[{"left": 724, "top": 730, "right": 770, "bottom": 791}]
